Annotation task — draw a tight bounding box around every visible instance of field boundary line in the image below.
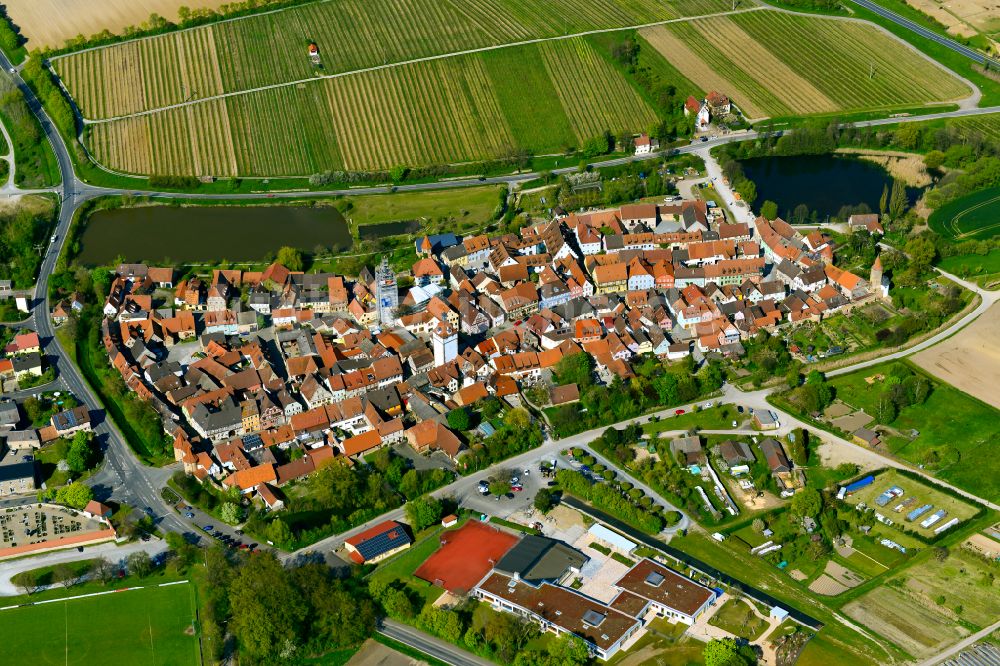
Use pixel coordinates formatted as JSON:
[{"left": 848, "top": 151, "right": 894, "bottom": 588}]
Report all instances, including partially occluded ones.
[
  {"left": 0, "top": 580, "right": 191, "bottom": 611},
  {"left": 79, "top": 6, "right": 769, "bottom": 125}
]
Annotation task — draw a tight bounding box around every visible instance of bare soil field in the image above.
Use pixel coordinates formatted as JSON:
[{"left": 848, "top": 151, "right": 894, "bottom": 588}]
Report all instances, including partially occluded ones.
[
  {"left": 913, "top": 301, "right": 1000, "bottom": 410},
  {"left": 347, "top": 639, "right": 426, "bottom": 666},
  {"left": 905, "top": 0, "right": 1000, "bottom": 37},
  {"left": 5, "top": 0, "right": 229, "bottom": 50}
]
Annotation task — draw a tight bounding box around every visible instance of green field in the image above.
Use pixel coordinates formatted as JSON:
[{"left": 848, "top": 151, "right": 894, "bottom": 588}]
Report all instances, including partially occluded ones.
[
  {"left": 345, "top": 185, "right": 501, "bottom": 230},
  {"left": 0, "top": 583, "right": 198, "bottom": 666},
  {"left": 928, "top": 186, "right": 1000, "bottom": 241},
  {"left": 56, "top": 0, "right": 732, "bottom": 120},
  {"left": 827, "top": 362, "right": 1000, "bottom": 502},
  {"left": 86, "top": 37, "right": 660, "bottom": 176},
  {"left": 640, "top": 11, "right": 970, "bottom": 119},
  {"left": 938, "top": 249, "right": 1000, "bottom": 287}
]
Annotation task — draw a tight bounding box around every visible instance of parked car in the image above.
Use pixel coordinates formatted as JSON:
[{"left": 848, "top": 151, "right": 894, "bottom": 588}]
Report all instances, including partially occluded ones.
[
  {"left": 737, "top": 406, "right": 744, "bottom": 414},
  {"left": 184, "top": 512, "right": 194, "bottom": 519},
  {"left": 675, "top": 409, "right": 685, "bottom": 415},
  {"left": 732, "top": 420, "right": 738, "bottom": 428},
  {"left": 202, "top": 525, "right": 213, "bottom": 532},
  {"left": 511, "top": 485, "right": 523, "bottom": 492}
]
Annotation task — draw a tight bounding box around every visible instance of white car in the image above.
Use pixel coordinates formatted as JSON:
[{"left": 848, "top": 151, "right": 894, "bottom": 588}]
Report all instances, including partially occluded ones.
[
  {"left": 511, "top": 476, "right": 519, "bottom": 485},
  {"left": 732, "top": 420, "right": 738, "bottom": 428}
]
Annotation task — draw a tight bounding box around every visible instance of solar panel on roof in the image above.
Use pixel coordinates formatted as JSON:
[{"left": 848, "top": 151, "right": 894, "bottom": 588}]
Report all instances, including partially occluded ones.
[{"left": 356, "top": 526, "right": 411, "bottom": 560}]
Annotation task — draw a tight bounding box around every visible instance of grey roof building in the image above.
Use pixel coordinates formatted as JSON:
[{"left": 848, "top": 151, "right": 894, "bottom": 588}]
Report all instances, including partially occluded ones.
[{"left": 494, "top": 535, "right": 588, "bottom": 586}]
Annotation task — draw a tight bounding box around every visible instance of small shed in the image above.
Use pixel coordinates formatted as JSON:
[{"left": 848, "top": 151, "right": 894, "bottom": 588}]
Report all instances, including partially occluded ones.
[
  {"left": 770, "top": 606, "right": 789, "bottom": 621},
  {"left": 441, "top": 514, "right": 458, "bottom": 528}
]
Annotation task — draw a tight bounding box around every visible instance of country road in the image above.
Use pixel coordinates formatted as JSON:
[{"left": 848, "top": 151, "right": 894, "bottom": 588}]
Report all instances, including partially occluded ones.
[{"left": 846, "top": 0, "right": 1000, "bottom": 69}]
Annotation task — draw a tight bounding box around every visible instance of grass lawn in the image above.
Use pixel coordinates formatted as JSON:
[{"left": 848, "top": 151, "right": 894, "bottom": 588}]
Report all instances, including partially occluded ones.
[
  {"left": 708, "top": 598, "right": 769, "bottom": 640},
  {"left": 643, "top": 405, "right": 740, "bottom": 435},
  {"left": 368, "top": 527, "right": 449, "bottom": 606},
  {"left": 840, "top": 469, "right": 979, "bottom": 538},
  {"left": 938, "top": 250, "right": 1000, "bottom": 288},
  {"left": 343, "top": 186, "right": 502, "bottom": 230},
  {"left": 826, "top": 362, "right": 1000, "bottom": 503},
  {"left": 796, "top": 630, "right": 876, "bottom": 666},
  {"left": 730, "top": 524, "right": 769, "bottom": 549},
  {"left": 0, "top": 583, "right": 198, "bottom": 666}
]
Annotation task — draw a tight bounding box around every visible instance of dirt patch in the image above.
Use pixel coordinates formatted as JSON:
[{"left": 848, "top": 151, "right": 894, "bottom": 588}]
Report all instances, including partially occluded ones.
[
  {"left": 912, "top": 301, "right": 1000, "bottom": 410},
  {"left": 831, "top": 410, "right": 873, "bottom": 432},
  {"left": 837, "top": 149, "right": 932, "bottom": 187},
  {"left": 183, "top": 625, "right": 196, "bottom": 636},
  {"left": 824, "top": 401, "right": 852, "bottom": 418},
  {"left": 5, "top": 0, "right": 231, "bottom": 50},
  {"left": 963, "top": 532, "right": 1000, "bottom": 558},
  {"left": 348, "top": 639, "right": 426, "bottom": 666},
  {"left": 789, "top": 569, "right": 808, "bottom": 581},
  {"left": 809, "top": 574, "right": 849, "bottom": 596},
  {"left": 904, "top": 0, "right": 1000, "bottom": 36},
  {"left": 824, "top": 561, "right": 866, "bottom": 588}
]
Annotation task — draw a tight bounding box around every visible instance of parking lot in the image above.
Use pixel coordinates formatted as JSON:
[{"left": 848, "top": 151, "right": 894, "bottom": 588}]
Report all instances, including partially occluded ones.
[
  {"left": 459, "top": 455, "right": 560, "bottom": 519},
  {"left": 0, "top": 504, "right": 109, "bottom": 552}
]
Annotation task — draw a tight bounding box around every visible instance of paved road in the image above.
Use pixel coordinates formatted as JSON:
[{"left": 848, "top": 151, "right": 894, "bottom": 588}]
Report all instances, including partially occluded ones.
[
  {"left": 0, "top": 48, "right": 189, "bottom": 539},
  {"left": 846, "top": 0, "right": 1000, "bottom": 69},
  {"left": 379, "top": 619, "right": 493, "bottom": 666},
  {"left": 0, "top": 538, "right": 167, "bottom": 596}
]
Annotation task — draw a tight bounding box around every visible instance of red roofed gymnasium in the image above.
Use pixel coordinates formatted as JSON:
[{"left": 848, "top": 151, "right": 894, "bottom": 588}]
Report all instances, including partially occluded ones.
[{"left": 415, "top": 521, "right": 518, "bottom": 593}]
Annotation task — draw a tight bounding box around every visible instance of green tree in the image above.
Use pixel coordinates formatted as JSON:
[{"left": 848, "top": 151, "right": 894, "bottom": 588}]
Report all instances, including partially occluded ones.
[
  {"left": 704, "top": 637, "right": 753, "bottom": 666},
  {"left": 505, "top": 407, "right": 531, "bottom": 432},
  {"left": 220, "top": 502, "right": 243, "bottom": 525},
  {"left": 66, "top": 431, "right": 97, "bottom": 473},
  {"left": 760, "top": 200, "right": 779, "bottom": 221},
  {"left": 790, "top": 487, "right": 822, "bottom": 519},
  {"left": 546, "top": 633, "right": 590, "bottom": 665},
  {"left": 446, "top": 408, "right": 471, "bottom": 431},
  {"left": 266, "top": 518, "right": 294, "bottom": 547},
  {"left": 888, "top": 179, "right": 907, "bottom": 220},
  {"left": 554, "top": 352, "right": 595, "bottom": 387},
  {"left": 924, "top": 150, "right": 946, "bottom": 172},
  {"left": 405, "top": 495, "right": 443, "bottom": 532},
  {"left": 55, "top": 481, "right": 93, "bottom": 509},
  {"left": 276, "top": 246, "right": 304, "bottom": 271},
  {"left": 904, "top": 236, "right": 937, "bottom": 274},
  {"left": 52, "top": 563, "right": 76, "bottom": 587},
  {"left": 229, "top": 553, "right": 309, "bottom": 663},
  {"left": 879, "top": 183, "right": 889, "bottom": 216},
  {"left": 126, "top": 551, "right": 154, "bottom": 578},
  {"left": 534, "top": 488, "right": 554, "bottom": 512}
]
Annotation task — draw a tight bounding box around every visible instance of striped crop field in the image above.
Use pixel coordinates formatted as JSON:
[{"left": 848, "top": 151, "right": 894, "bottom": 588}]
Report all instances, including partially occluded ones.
[
  {"left": 951, "top": 114, "right": 1000, "bottom": 142},
  {"left": 640, "top": 10, "right": 971, "bottom": 119},
  {"left": 54, "top": 0, "right": 739, "bottom": 120},
  {"left": 86, "top": 39, "right": 659, "bottom": 176}
]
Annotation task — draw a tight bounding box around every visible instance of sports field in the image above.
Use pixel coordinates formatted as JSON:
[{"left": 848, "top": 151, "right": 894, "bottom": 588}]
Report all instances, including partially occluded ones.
[
  {"left": 53, "top": 0, "right": 733, "bottom": 120},
  {"left": 0, "top": 583, "right": 198, "bottom": 666},
  {"left": 85, "top": 37, "right": 660, "bottom": 175},
  {"left": 414, "top": 521, "right": 518, "bottom": 594},
  {"left": 928, "top": 186, "right": 1000, "bottom": 241},
  {"left": 640, "top": 11, "right": 970, "bottom": 118}
]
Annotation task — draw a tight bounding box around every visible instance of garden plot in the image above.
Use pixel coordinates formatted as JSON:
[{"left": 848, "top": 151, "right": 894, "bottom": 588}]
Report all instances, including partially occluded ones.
[
  {"left": 844, "top": 586, "right": 967, "bottom": 659},
  {"left": 807, "top": 560, "right": 865, "bottom": 596}
]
